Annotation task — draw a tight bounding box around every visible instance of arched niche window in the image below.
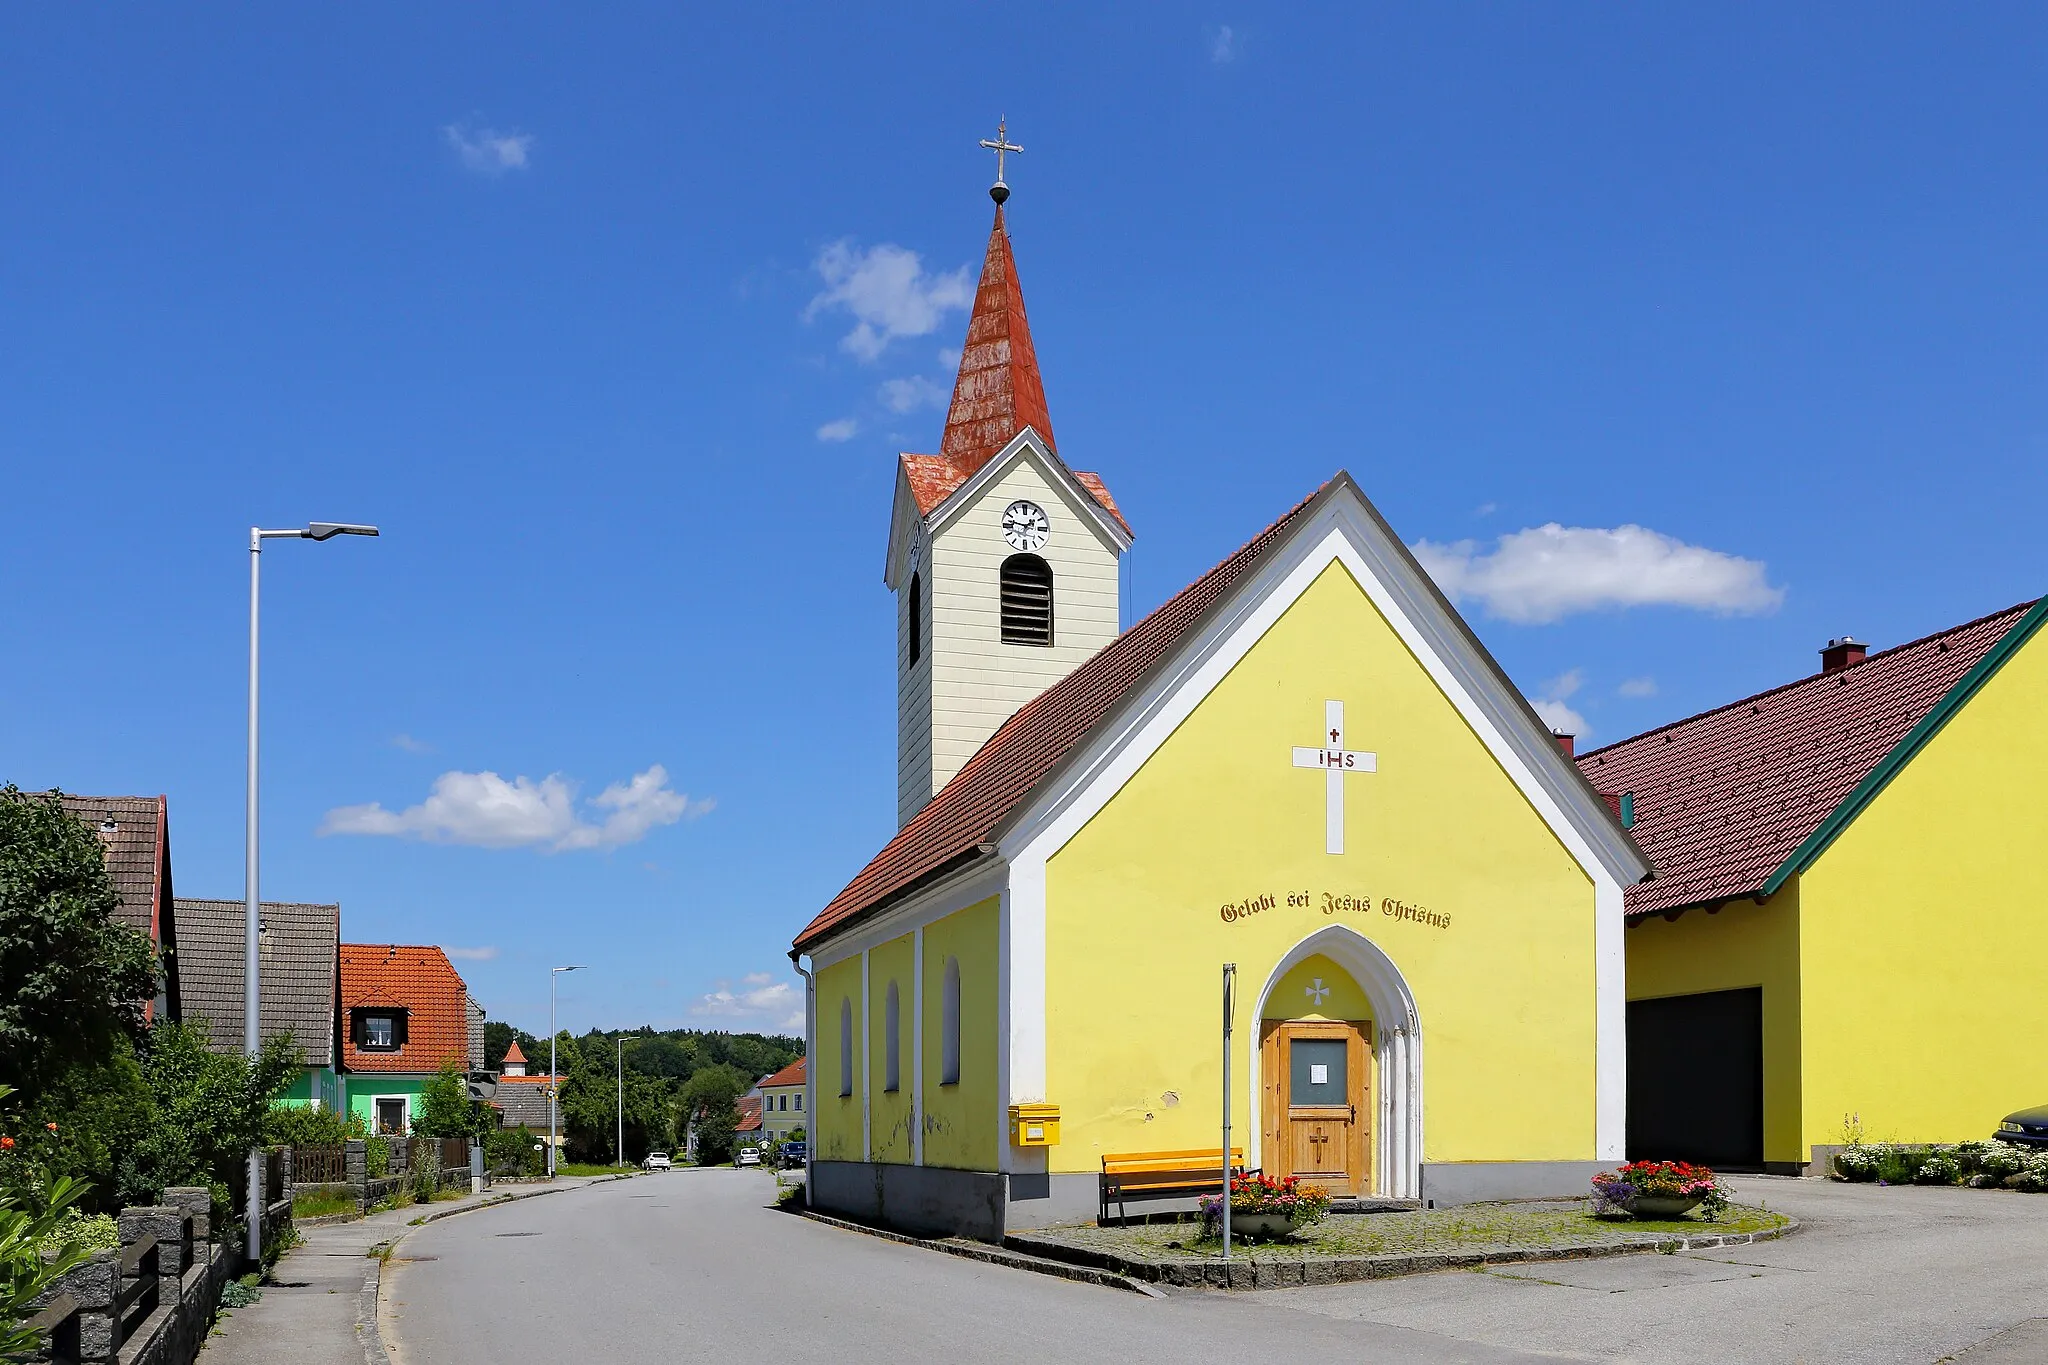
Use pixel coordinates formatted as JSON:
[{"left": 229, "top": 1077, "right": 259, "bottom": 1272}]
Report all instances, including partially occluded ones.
[
  {"left": 883, "top": 981, "right": 902, "bottom": 1093},
  {"left": 907, "top": 572, "right": 922, "bottom": 664},
  {"left": 1000, "top": 554, "right": 1054, "bottom": 645},
  {"left": 941, "top": 956, "right": 962, "bottom": 1086},
  {"left": 838, "top": 998, "right": 853, "bottom": 1097}
]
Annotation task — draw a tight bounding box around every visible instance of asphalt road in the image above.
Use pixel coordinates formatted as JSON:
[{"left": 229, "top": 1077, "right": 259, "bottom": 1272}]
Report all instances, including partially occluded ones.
[{"left": 383, "top": 1171, "right": 2048, "bottom": 1364}]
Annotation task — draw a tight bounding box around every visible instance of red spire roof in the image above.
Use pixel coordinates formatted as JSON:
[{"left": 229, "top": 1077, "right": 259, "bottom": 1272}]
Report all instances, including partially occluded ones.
[
  {"left": 937, "top": 206, "right": 1056, "bottom": 480},
  {"left": 502, "top": 1041, "right": 527, "bottom": 1065}
]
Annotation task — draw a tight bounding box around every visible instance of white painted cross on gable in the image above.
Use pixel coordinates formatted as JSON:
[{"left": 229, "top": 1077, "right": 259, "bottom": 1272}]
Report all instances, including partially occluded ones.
[{"left": 1292, "top": 699, "right": 1377, "bottom": 855}]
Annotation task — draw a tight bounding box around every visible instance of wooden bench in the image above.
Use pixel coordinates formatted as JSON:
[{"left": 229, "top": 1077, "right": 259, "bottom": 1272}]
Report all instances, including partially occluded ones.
[{"left": 1099, "top": 1148, "right": 1250, "bottom": 1225}]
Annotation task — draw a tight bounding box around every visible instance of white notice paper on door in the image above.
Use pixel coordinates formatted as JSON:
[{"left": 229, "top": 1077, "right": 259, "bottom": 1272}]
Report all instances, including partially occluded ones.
[{"left": 1310, "top": 1064, "right": 1328, "bottom": 1085}]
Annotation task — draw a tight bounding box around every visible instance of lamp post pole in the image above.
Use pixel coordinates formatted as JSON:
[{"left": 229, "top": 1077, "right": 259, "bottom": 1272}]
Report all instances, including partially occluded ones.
[
  {"left": 616, "top": 1036, "right": 624, "bottom": 1169},
  {"left": 245, "top": 522, "right": 377, "bottom": 1266},
  {"left": 549, "top": 966, "right": 587, "bottom": 1177}
]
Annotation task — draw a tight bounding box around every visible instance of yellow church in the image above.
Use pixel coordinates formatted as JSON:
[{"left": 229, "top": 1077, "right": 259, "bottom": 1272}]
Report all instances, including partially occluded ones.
[{"left": 790, "top": 176, "right": 1650, "bottom": 1238}]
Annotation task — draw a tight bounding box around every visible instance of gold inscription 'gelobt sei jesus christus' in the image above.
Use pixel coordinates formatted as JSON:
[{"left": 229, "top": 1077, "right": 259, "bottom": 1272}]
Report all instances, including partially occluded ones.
[{"left": 1292, "top": 699, "right": 1376, "bottom": 855}]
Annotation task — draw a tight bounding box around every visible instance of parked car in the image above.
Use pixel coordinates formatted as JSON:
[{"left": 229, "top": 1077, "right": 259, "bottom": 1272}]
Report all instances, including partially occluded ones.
[
  {"left": 643, "top": 1152, "right": 672, "bottom": 1171},
  {"left": 735, "top": 1146, "right": 762, "bottom": 1167},
  {"left": 781, "top": 1141, "right": 808, "bottom": 1169},
  {"left": 1995, "top": 1105, "right": 2048, "bottom": 1147}
]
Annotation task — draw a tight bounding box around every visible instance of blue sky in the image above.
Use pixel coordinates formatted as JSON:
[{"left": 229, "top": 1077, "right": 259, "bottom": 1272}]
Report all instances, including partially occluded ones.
[{"left": 6, "top": 7, "right": 2046, "bottom": 1038}]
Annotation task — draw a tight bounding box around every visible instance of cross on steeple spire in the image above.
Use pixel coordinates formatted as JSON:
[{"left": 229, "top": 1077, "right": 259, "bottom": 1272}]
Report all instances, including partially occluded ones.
[{"left": 980, "top": 117, "right": 1022, "bottom": 205}]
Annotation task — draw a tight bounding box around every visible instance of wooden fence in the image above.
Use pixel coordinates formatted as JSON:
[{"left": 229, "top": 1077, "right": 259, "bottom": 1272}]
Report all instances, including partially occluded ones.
[{"left": 292, "top": 1144, "right": 347, "bottom": 1185}]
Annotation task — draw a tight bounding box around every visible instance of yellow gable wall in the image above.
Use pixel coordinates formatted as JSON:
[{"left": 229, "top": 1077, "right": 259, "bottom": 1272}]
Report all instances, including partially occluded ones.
[
  {"left": 1624, "top": 889, "right": 1805, "bottom": 1165},
  {"left": 1265, "top": 954, "right": 1372, "bottom": 1024},
  {"left": 867, "top": 933, "right": 916, "bottom": 1163},
  {"left": 1798, "top": 621, "right": 2048, "bottom": 1150},
  {"left": 814, "top": 955, "right": 863, "bottom": 1163},
  {"left": 1045, "top": 560, "right": 1598, "bottom": 1174},
  {"left": 920, "top": 897, "right": 1001, "bottom": 1170}
]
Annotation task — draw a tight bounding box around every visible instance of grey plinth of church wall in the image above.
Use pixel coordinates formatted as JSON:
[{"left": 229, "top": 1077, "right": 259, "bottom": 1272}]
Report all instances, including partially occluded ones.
[
  {"left": 809, "top": 1161, "right": 1007, "bottom": 1242},
  {"left": 1417, "top": 1161, "right": 1607, "bottom": 1207},
  {"left": 1002, "top": 1172, "right": 1113, "bottom": 1230}
]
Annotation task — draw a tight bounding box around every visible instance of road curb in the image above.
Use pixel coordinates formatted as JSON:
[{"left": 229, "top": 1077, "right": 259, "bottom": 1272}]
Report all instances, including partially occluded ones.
[
  {"left": 794, "top": 1209, "right": 1164, "bottom": 1298},
  {"left": 1003, "top": 1213, "right": 1803, "bottom": 1290},
  {"left": 372, "top": 1174, "right": 640, "bottom": 1361}
]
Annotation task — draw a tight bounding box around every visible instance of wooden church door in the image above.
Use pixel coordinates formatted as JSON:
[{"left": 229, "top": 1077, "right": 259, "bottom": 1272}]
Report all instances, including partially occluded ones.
[{"left": 1262, "top": 1020, "right": 1371, "bottom": 1195}]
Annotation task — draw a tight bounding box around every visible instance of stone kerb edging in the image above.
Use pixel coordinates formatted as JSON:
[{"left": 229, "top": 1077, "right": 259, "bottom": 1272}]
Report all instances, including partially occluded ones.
[
  {"left": 794, "top": 1209, "right": 1163, "bottom": 1297},
  {"left": 1003, "top": 1216, "right": 1803, "bottom": 1290}
]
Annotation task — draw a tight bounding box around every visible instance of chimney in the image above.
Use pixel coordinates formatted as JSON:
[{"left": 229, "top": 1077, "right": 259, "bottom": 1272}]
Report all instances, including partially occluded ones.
[
  {"left": 1552, "top": 731, "right": 1575, "bottom": 758},
  {"left": 1820, "top": 636, "right": 1867, "bottom": 675}
]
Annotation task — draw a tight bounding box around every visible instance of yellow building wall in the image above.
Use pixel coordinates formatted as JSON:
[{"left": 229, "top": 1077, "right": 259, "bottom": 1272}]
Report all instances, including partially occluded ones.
[
  {"left": 866, "top": 934, "right": 916, "bottom": 1163},
  {"left": 1624, "top": 889, "right": 1805, "bottom": 1165},
  {"left": 1798, "top": 622, "right": 2048, "bottom": 1151},
  {"left": 813, "top": 955, "right": 863, "bottom": 1163},
  {"left": 920, "top": 897, "right": 1001, "bottom": 1170},
  {"left": 1045, "top": 560, "right": 1599, "bottom": 1174},
  {"left": 1265, "top": 954, "right": 1373, "bottom": 1025}
]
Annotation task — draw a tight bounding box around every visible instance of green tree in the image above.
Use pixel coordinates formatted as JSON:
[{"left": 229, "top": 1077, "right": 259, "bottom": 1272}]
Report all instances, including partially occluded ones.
[
  {"left": 482, "top": 1020, "right": 544, "bottom": 1074},
  {"left": 416, "top": 1057, "right": 494, "bottom": 1140},
  {"left": 120, "top": 1022, "right": 300, "bottom": 1208},
  {"left": 678, "top": 1064, "right": 748, "bottom": 1165},
  {"left": 0, "top": 788, "right": 158, "bottom": 1094}
]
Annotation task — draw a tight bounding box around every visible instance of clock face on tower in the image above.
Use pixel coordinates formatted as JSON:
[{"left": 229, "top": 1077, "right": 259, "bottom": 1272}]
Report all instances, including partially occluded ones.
[{"left": 1001, "top": 500, "right": 1051, "bottom": 551}]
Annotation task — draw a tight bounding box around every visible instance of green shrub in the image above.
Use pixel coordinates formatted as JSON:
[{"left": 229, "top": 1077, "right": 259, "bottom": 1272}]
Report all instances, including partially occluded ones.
[
  {"left": 1913, "top": 1151, "right": 1961, "bottom": 1185},
  {"left": 365, "top": 1137, "right": 390, "bottom": 1179},
  {"left": 411, "top": 1165, "right": 435, "bottom": 1205}
]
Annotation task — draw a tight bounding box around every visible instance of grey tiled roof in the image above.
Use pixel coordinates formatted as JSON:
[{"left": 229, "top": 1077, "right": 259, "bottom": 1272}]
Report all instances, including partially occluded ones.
[
  {"left": 58, "top": 795, "right": 166, "bottom": 942},
  {"left": 492, "top": 1080, "right": 557, "bottom": 1129},
  {"left": 174, "top": 898, "right": 339, "bottom": 1067},
  {"left": 466, "top": 996, "right": 485, "bottom": 1073}
]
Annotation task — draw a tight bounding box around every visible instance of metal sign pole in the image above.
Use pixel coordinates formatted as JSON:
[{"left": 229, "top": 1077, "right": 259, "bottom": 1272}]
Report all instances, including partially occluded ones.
[{"left": 1222, "top": 962, "right": 1235, "bottom": 1261}]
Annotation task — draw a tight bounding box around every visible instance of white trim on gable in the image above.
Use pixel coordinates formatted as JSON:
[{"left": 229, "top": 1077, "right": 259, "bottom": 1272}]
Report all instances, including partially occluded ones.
[
  {"left": 806, "top": 858, "right": 1007, "bottom": 972},
  {"left": 926, "top": 428, "right": 1133, "bottom": 556}
]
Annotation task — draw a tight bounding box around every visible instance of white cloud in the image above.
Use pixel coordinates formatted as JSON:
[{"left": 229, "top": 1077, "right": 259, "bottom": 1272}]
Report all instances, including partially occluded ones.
[
  {"left": 690, "top": 972, "right": 804, "bottom": 1033},
  {"left": 1533, "top": 697, "right": 1591, "bottom": 740},
  {"left": 1618, "top": 676, "right": 1659, "bottom": 699},
  {"left": 1412, "top": 524, "right": 1785, "bottom": 625},
  {"left": 1532, "top": 667, "right": 1590, "bottom": 740},
  {"left": 445, "top": 946, "right": 499, "bottom": 961},
  {"left": 816, "top": 417, "right": 859, "bottom": 443},
  {"left": 391, "top": 733, "right": 432, "bottom": 753},
  {"left": 879, "top": 375, "right": 949, "bottom": 413},
  {"left": 937, "top": 347, "right": 961, "bottom": 370},
  {"left": 1210, "top": 24, "right": 1239, "bottom": 63},
  {"left": 443, "top": 122, "right": 534, "bottom": 176},
  {"left": 319, "top": 764, "right": 711, "bottom": 852},
  {"left": 1474, "top": 502, "right": 1498, "bottom": 518},
  {"left": 807, "top": 241, "right": 972, "bottom": 361}
]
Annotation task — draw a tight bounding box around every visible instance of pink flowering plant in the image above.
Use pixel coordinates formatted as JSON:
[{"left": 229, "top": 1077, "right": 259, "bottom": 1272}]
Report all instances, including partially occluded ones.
[
  {"left": 1591, "top": 1160, "right": 1729, "bottom": 1220},
  {"left": 1198, "top": 1173, "right": 1333, "bottom": 1235}
]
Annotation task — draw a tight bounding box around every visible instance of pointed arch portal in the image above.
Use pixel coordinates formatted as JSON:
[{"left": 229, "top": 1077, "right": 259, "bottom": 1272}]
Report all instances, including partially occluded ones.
[{"left": 1252, "top": 925, "right": 1423, "bottom": 1199}]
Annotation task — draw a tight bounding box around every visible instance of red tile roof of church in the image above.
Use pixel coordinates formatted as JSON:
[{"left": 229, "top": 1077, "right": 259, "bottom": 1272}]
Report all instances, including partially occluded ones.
[
  {"left": 797, "top": 482, "right": 1324, "bottom": 952},
  {"left": 1577, "top": 599, "right": 2040, "bottom": 919},
  {"left": 896, "top": 207, "right": 1129, "bottom": 536}
]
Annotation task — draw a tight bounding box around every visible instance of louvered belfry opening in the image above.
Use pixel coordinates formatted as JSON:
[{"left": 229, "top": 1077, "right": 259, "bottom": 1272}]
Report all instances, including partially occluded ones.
[{"left": 1000, "top": 553, "right": 1054, "bottom": 645}]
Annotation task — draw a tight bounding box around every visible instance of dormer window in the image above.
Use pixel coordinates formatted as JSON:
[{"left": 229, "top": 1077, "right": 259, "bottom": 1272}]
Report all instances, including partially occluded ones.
[{"left": 354, "top": 1008, "right": 407, "bottom": 1052}]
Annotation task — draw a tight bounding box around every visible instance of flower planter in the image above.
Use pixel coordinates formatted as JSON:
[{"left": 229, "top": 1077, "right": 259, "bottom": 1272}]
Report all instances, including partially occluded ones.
[
  {"left": 1228, "top": 1211, "right": 1303, "bottom": 1240},
  {"left": 1627, "top": 1194, "right": 1703, "bottom": 1219}
]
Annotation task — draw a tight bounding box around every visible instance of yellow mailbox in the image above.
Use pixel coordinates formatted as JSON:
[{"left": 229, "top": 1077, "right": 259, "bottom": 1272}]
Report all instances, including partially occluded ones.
[{"left": 1009, "top": 1102, "right": 1061, "bottom": 1147}]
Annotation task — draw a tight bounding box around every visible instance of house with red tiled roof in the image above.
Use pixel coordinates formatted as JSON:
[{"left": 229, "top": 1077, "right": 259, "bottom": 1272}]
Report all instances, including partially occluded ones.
[
  {"left": 757, "top": 1057, "right": 807, "bottom": 1143},
  {"left": 56, "top": 794, "right": 180, "bottom": 1021},
  {"left": 339, "top": 944, "right": 486, "bottom": 1135},
  {"left": 791, "top": 176, "right": 1648, "bottom": 1240},
  {"left": 1580, "top": 600, "right": 2048, "bottom": 1173}
]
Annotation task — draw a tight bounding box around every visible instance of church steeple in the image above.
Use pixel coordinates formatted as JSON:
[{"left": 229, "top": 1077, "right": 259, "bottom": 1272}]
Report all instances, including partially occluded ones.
[{"left": 935, "top": 204, "right": 1057, "bottom": 482}]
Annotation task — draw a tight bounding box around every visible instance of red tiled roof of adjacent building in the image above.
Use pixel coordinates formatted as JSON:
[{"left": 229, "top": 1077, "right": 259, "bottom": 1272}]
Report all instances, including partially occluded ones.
[
  {"left": 339, "top": 943, "right": 473, "bottom": 1074},
  {"left": 797, "top": 482, "right": 1325, "bottom": 952},
  {"left": 1577, "top": 600, "right": 2041, "bottom": 919},
  {"left": 736, "top": 1096, "right": 763, "bottom": 1133},
  {"left": 502, "top": 1040, "right": 527, "bottom": 1065},
  {"left": 759, "top": 1057, "right": 807, "bottom": 1089}
]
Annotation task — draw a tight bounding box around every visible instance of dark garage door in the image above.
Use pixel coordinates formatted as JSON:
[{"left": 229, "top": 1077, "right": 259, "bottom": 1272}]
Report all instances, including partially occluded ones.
[{"left": 1627, "top": 987, "right": 1763, "bottom": 1167}]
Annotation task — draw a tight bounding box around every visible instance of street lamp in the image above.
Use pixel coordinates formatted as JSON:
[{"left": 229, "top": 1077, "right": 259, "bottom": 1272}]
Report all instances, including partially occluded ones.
[
  {"left": 550, "top": 965, "right": 588, "bottom": 1177},
  {"left": 246, "top": 521, "right": 378, "bottom": 1265}
]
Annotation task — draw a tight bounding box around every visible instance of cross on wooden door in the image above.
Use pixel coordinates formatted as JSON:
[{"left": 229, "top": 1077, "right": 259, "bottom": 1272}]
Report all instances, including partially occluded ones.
[{"left": 1291, "top": 700, "right": 1377, "bottom": 854}]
